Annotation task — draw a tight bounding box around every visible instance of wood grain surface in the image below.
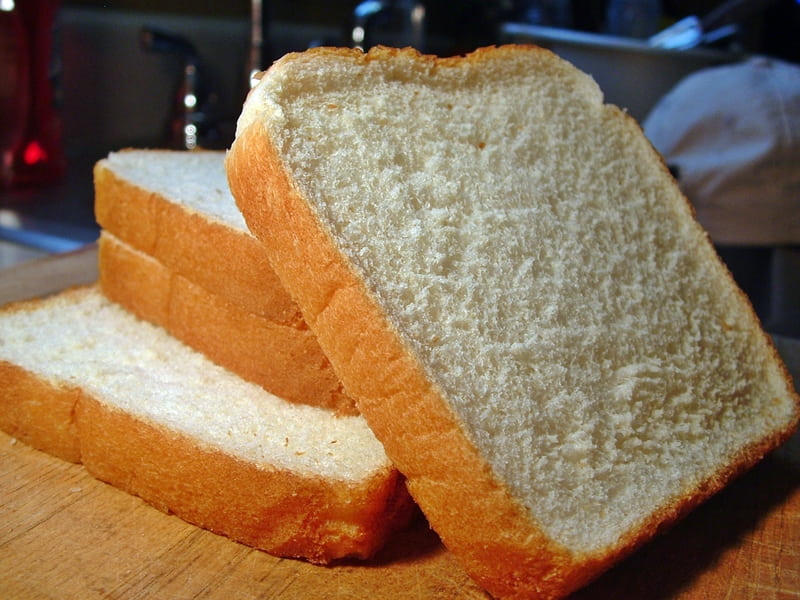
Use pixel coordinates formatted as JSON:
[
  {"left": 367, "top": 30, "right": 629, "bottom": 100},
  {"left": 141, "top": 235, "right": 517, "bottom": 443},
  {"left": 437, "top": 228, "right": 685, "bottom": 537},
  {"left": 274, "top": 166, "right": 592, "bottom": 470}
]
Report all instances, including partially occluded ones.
[{"left": 1, "top": 245, "right": 798, "bottom": 599}]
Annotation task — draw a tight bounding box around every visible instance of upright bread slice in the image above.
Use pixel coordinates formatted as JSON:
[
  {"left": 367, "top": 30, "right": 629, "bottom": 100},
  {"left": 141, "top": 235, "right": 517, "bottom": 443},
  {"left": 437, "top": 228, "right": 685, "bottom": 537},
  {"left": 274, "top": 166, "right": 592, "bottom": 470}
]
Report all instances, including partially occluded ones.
[
  {"left": 94, "top": 149, "right": 356, "bottom": 414},
  {"left": 226, "top": 45, "right": 800, "bottom": 599},
  {"left": 0, "top": 286, "right": 413, "bottom": 564}
]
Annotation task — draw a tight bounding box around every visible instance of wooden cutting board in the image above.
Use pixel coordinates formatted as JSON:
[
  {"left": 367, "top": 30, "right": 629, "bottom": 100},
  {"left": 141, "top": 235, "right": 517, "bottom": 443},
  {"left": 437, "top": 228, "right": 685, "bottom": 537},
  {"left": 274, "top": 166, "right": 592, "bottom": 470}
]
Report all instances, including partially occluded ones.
[{"left": 1, "top": 245, "right": 798, "bottom": 600}]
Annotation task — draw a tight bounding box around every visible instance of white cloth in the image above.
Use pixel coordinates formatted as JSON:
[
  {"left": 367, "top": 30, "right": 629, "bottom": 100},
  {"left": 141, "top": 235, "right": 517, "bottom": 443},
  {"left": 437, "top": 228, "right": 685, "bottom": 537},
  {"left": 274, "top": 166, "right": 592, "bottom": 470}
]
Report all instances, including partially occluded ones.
[{"left": 644, "top": 56, "right": 800, "bottom": 246}]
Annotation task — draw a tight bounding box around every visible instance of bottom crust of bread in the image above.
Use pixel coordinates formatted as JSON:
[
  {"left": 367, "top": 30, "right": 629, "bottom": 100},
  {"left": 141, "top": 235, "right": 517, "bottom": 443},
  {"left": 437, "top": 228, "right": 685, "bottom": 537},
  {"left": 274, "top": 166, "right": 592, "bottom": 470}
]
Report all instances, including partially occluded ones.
[{"left": 0, "top": 362, "right": 82, "bottom": 463}]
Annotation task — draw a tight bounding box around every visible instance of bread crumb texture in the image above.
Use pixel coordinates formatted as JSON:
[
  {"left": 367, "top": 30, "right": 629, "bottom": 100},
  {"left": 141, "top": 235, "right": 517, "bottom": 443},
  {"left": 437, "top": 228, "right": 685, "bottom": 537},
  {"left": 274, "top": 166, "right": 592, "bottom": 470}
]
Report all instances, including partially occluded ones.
[
  {"left": 239, "top": 46, "right": 798, "bottom": 554},
  {"left": 105, "top": 150, "right": 249, "bottom": 232},
  {"left": 0, "top": 287, "right": 389, "bottom": 482}
]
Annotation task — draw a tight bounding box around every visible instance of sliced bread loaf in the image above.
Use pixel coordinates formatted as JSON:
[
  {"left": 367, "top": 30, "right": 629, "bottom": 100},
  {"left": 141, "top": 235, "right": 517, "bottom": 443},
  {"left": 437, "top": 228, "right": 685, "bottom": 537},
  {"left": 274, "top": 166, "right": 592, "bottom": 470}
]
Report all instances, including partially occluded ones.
[
  {"left": 226, "top": 45, "right": 800, "bottom": 599},
  {"left": 0, "top": 286, "right": 413, "bottom": 563},
  {"left": 94, "top": 149, "right": 356, "bottom": 414}
]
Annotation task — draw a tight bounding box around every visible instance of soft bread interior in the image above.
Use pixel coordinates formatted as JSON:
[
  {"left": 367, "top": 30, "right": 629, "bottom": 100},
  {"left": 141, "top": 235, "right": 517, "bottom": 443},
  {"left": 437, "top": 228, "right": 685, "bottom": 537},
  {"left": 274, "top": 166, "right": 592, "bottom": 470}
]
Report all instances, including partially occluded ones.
[
  {"left": 102, "top": 150, "right": 250, "bottom": 232},
  {"left": 237, "top": 47, "right": 798, "bottom": 554}
]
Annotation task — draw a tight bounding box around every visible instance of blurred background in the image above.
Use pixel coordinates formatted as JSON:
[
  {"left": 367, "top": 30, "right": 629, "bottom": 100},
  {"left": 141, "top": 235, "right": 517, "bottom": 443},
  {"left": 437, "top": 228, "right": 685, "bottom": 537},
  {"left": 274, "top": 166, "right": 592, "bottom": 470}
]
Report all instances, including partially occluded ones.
[
  {"left": 0, "top": 0, "right": 798, "bottom": 376},
  {"left": 3, "top": 0, "right": 798, "bottom": 170}
]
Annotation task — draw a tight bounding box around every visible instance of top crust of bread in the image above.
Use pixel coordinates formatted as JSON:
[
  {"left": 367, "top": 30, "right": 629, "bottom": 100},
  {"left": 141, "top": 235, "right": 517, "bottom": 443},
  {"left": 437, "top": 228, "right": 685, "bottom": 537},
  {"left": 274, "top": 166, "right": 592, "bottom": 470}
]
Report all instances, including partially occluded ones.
[{"left": 227, "top": 45, "right": 800, "bottom": 599}]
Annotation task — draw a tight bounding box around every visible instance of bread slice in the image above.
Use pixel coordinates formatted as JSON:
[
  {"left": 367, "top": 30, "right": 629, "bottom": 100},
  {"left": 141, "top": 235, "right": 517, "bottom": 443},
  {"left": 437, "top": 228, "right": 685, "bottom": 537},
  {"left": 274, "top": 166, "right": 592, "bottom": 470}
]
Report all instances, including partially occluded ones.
[
  {"left": 226, "top": 45, "right": 800, "bottom": 599},
  {"left": 94, "top": 149, "right": 356, "bottom": 414},
  {"left": 94, "top": 149, "right": 299, "bottom": 324},
  {"left": 0, "top": 286, "right": 414, "bottom": 564},
  {"left": 98, "top": 231, "right": 355, "bottom": 414}
]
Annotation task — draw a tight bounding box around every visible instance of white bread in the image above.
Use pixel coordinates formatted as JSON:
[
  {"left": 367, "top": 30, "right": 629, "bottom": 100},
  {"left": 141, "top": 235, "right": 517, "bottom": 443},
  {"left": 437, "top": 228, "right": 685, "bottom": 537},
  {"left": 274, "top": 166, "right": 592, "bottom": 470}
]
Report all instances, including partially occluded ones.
[
  {"left": 94, "top": 149, "right": 356, "bottom": 414},
  {"left": 226, "top": 45, "right": 800, "bottom": 599},
  {"left": 0, "top": 286, "right": 414, "bottom": 564}
]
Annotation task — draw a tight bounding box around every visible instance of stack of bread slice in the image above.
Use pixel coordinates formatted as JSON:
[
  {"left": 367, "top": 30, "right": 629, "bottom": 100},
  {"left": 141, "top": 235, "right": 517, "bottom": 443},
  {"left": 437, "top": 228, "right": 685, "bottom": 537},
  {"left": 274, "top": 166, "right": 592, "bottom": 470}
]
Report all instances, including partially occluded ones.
[
  {"left": 0, "top": 149, "right": 415, "bottom": 564},
  {"left": 94, "top": 150, "right": 357, "bottom": 415},
  {"left": 1, "top": 43, "right": 798, "bottom": 600}
]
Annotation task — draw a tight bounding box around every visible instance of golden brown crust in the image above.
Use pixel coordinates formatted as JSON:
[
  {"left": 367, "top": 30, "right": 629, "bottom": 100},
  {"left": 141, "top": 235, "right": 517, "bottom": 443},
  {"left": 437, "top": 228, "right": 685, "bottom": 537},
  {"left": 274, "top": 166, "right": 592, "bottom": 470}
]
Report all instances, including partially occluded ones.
[
  {"left": 93, "top": 154, "right": 302, "bottom": 326},
  {"left": 98, "top": 233, "right": 357, "bottom": 414},
  {"left": 227, "top": 45, "right": 800, "bottom": 598},
  {"left": 76, "top": 392, "right": 412, "bottom": 564},
  {"left": 254, "top": 44, "right": 546, "bottom": 77},
  {"left": 0, "top": 361, "right": 82, "bottom": 462}
]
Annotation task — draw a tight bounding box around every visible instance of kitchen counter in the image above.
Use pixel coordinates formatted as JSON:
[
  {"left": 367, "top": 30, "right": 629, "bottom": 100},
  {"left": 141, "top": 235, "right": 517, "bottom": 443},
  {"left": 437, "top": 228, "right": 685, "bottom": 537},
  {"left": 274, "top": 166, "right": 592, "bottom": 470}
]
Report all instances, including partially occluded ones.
[{"left": 0, "top": 240, "right": 47, "bottom": 270}]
